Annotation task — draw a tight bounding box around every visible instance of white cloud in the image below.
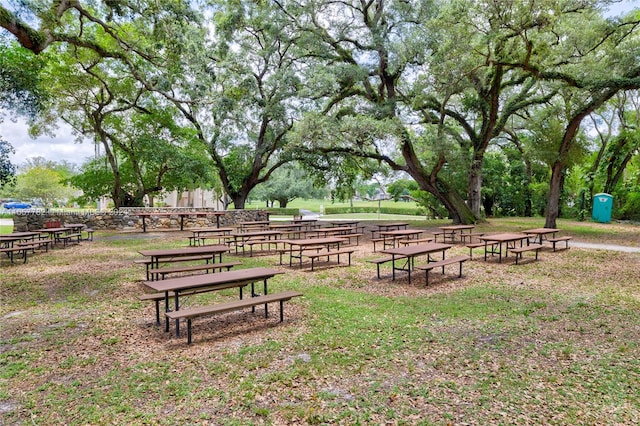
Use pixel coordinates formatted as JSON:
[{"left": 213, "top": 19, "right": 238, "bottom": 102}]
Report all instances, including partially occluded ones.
[{"left": 0, "top": 117, "right": 96, "bottom": 166}]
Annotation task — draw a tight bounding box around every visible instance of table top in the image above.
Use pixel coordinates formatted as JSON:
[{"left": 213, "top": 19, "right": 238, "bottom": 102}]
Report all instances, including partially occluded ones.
[
  {"left": 379, "top": 229, "right": 423, "bottom": 237},
  {"left": 382, "top": 242, "right": 453, "bottom": 257},
  {"left": 479, "top": 233, "right": 530, "bottom": 243},
  {"left": 438, "top": 224, "right": 476, "bottom": 231},
  {"left": 230, "top": 230, "right": 282, "bottom": 238},
  {"left": 376, "top": 222, "right": 408, "bottom": 228},
  {"left": 1, "top": 232, "right": 42, "bottom": 238},
  {"left": 144, "top": 267, "right": 284, "bottom": 293},
  {"left": 36, "top": 227, "right": 70, "bottom": 233},
  {"left": 522, "top": 228, "right": 560, "bottom": 235},
  {"left": 315, "top": 226, "right": 356, "bottom": 234},
  {"left": 139, "top": 244, "right": 228, "bottom": 258},
  {"left": 190, "top": 227, "right": 233, "bottom": 234},
  {"left": 281, "top": 236, "right": 348, "bottom": 247},
  {"left": 328, "top": 221, "right": 359, "bottom": 226}
]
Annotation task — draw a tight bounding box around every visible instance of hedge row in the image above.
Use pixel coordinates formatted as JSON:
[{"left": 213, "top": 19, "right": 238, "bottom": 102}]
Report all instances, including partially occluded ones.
[{"left": 267, "top": 206, "right": 423, "bottom": 216}]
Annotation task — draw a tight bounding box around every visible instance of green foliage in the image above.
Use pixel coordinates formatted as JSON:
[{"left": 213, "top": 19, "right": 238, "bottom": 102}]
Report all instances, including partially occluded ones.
[
  {"left": 618, "top": 192, "right": 640, "bottom": 221},
  {"left": 0, "top": 41, "right": 48, "bottom": 117},
  {"left": 0, "top": 138, "right": 16, "bottom": 188}
]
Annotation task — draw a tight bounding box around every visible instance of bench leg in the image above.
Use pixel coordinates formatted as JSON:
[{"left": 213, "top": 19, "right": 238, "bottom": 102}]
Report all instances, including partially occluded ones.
[
  {"left": 155, "top": 300, "right": 161, "bottom": 325},
  {"left": 187, "top": 319, "right": 192, "bottom": 345},
  {"left": 279, "top": 300, "right": 284, "bottom": 322}
]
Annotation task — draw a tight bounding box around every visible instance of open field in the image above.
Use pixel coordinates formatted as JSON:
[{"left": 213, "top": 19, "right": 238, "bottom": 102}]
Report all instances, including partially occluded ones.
[{"left": 1, "top": 218, "right": 640, "bottom": 424}]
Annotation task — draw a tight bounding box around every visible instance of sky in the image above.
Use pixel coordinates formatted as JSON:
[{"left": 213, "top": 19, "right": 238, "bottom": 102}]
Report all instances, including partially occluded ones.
[{"left": 1, "top": 0, "right": 638, "bottom": 167}]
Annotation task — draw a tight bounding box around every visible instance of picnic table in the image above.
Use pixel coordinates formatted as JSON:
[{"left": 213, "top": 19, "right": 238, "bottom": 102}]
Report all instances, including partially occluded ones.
[
  {"left": 138, "top": 211, "right": 225, "bottom": 232},
  {"left": 143, "top": 267, "right": 285, "bottom": 336},
  {"left": 375, "top": 229, "right": 424, "bottom": 251},
  {"left": 522, "top": 228, "right": 561, "bottom": 244},
  {"left": 479, "top": 233, "right": 531, "bottom": 263},
  {"left": 436, "top": 224, "right": 476, "bottom": 243},
  {"left": 228, "top": 230, "right": 282, "bottom": 256},
  {"left": 381, "top": 242, "right": 453, "bottom": 283},
  {"left": 0, "top": 232, "right": 42, "bottom": 246},
  {"left": 281, "top": 236, "right": 350, "bottom": 269},
  {"left": 372, "top": 222, "right": 409, "bottom": 238},
  {"left": 188, "top": 227, "right": 233, "bottom": 246},
  {"left": 138, "top": 245, "right": 230, "bottom": 279}
]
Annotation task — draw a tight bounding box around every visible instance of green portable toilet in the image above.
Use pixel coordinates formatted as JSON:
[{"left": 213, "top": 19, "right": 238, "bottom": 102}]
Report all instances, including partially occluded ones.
[{"left": 592, "top": 193, "right": 613, "bottom": 223}]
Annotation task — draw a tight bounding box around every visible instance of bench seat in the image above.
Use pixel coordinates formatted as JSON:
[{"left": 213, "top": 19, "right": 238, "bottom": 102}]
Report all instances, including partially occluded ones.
[
  {"left": 414, "top": 255, "right": 470, "bottom": 285},
  {"left": 367, "top": 255, "right": 407, "bottom": 279},
  {"left": 59, "top": 233, "right": 82, "bottom": 246},
  {"left": 134, "top": 254, "right": 222, "bottom": 280},
  {"left": 304, "top": 248, "right": 355, "bottom": 271},
  {"left": 397, "top": 237, "right": 434, "bottom": 246},
  {"left": 546, "top": 236, "right": 572, "bottom": 251},
  {"left": 17, "top": 239, "right": 51, "bottom": 252},
  {"left": 0, "top": 246, "right": 30, "bottom": 263},
  {"left": 510, "top": 244, "right": 543, "bottom": 264},
  {"left": 465, "top": 241, "right": 497, "bottom": 259},
  {"left": 151, "top": 261, "right": 242, "bottom": 280},
  {"left": 165, "top": 290, "right": 303, "bottom": 344}
]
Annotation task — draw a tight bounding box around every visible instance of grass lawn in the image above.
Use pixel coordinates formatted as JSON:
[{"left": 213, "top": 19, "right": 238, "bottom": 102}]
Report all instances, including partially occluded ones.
[{"left": 1, "top": 218, "right": 639, "bottom": 424}]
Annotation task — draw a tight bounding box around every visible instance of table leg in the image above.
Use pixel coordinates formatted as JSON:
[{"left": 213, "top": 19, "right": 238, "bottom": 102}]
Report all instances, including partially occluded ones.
[
  {"left": 174, "top": 292, "right": 181, "bottom": 337},
  {"left": 142, "top": 216, "right": 147, "bottom": 232},
  {"left": 164, "top": 291, "right": 170, "bottom": 332}
]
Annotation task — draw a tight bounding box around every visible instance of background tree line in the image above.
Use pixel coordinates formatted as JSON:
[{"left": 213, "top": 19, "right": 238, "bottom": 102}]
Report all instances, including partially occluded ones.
[{"left": 1, "top": 0, "right": 639, "bottom": 226}]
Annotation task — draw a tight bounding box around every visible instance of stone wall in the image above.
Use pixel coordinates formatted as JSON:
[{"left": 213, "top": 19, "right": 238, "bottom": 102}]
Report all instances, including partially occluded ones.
[{"left": 11, "top": 208, "right": 269, "bottom": 232}]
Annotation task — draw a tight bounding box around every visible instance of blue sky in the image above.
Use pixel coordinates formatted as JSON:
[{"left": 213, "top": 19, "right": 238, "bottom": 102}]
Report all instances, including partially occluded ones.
[{"left": 1, "top": 0, "right": 638, "bottom": 167}]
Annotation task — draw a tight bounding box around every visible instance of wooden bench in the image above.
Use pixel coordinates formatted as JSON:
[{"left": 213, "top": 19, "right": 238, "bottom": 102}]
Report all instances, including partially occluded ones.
[
  {"left": 304, "top": 248, "right": 355, "bottom": 271},
  {"left": 397, "top": 237, "right": 434, "bottom": 246},
  {"left": 165, "top": 290, "right": 303, "bottom": 344},
  {"left": 140, "top": 283, "right": 247, "bottom": 325},
  {"left": 151, "top": 261, "right": 242, "bottom": 280},
  {"left": 17, "top": 239, "right": 51, "bottom": 252},
  {"left": 367, "top": 255, "right": 407, "bottom": 279},
  {"left": 83, "top": 229, "right": 95, "bottom": 241},
  {"left": 134, "top": 254, "right": 222, "bottom": 280},
  {"left": 510, "top": 244, "right": 543, "bottom": 264},
  {"left": 415, "top": 255, "right": 470, "bottom": 285},
  {"left": 546, "top": 236, "right": 572, "bottom": 251},
  {"left": 59, "top": 233, "right": 82, "bottom": 247},
  {"left": 0, "top": 246, "right": 30, "bottom": 263},
  {"left": 465, "top": 241, "right": 497, "bottom": 259}
]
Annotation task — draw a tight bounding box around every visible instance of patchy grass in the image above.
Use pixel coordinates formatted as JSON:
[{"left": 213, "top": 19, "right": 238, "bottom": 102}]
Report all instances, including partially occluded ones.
[{"left": 1, "top": 219, "right": 640, "bottom": 425}]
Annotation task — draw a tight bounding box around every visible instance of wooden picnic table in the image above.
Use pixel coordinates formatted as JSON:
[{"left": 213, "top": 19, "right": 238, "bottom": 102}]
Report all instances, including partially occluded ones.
[
  {"left": 143, "top": 267, "right": 284, "bottom": 335},
  {"left": 138, "top": 245, "right": 229, "bottom": 278},
  {"left": 522, "top": 228, "right": 561, "bottom": 244},
  {"left": 138, "top": 211, "right": 225, "bottom": 232},
  {"left": 436, "top": 224, "right": 476, "bottom": 243},
  {"left": 0, "top": 232, "right": 42, "bottom": 246},
  {"left": 188, "top": 227, "right": 234, "bottom": 246},
  {"left": 281, "top": 236, "right": 348, "bottom": 268},
  {"left": 228, "top": 230, "right": 282, "bottom": 255},
  {"left": 479, "top": 233, "right": 530, "bottom": 263},
  {"left": 382, "top": 242, "right": 453, "bottom": 283},
  {"left": 372, "top": 222, "right": 408, "bottom": 237},
  {"left": 328, "top": 220, "right": 359, "bottom": 227},
  {"left": 376, "top": 229, "right": 424, "bottom": 250},
  {"left": 311, "top": 226, "right": 357, "bottom": 238}
]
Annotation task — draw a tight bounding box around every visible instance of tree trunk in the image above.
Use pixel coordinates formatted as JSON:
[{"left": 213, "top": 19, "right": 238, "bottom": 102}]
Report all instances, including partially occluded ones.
[
  {"left": 545, "top": 160, "right": 564, "bottom": 228},
  {"left": 230, "top": 193, "right": 246, "bottom": 209},
  {"left": 468, "top": 154, "right": 483, "bottom": 220}
]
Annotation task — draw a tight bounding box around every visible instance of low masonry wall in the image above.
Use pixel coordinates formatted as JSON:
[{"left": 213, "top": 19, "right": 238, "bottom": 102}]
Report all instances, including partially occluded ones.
[{"left": 11, "top": 208, "right": 269, "bottom": 232}]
